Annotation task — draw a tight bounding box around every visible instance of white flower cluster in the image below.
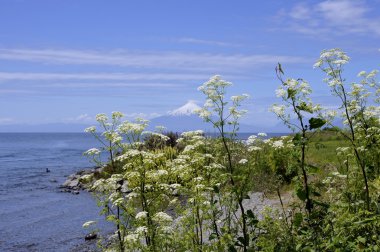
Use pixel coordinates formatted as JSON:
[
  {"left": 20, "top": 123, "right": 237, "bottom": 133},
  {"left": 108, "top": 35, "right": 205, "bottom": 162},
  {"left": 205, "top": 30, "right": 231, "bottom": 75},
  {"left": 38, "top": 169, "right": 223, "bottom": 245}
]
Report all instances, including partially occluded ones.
[
  {"left": 95, "top": 113, "right": 108, "bottom": 123},
  {"left": 271, "top": 104, "right": 286, "bottom": 117},
  {"left": 147, "top": 169, "right": 169, "bottom": 180},
  {"left": 124, "top": 233, "right": 139, "bottom": 243},
  {"left": 271, "top": 140, "right": 284, "bottom": 149},
  {"left": 82, "top": 220, "right": 97, "bottom": 228},
  {"left": 314, "top": 48, "right": 350, "bottom": 69},
  {"left": 84, "top": 148, "right": 101, "bottom": 156},
  {"left": 103, "top": 131, "right": 122, "bottom": 143},
  {"left": 198, "top": 75, "right": 232, "bottom": 95},
  {"left": 152, "top": 212, "right": 173, "bottom": 223},
  {"left": 118, "top": 121, "right": 147, "bottom": 134},
  {"left": 246, "top": 134, "right": 266, "bottom": 152},
  {"left": 142, "top": 131, "right": 170, "bottom": 142},
  {"left": 231, "top": 93, "right": 250, "bottom": 103},
  {"left": 84, "top": 126, "right": 96, "bottom": 133},
  {"left": 336, "top": 147, "right": 351, "bottom": 156},
  {"left": 180, "top": 130, "right": 204, "bottom": 138},
  {"left": 195, "top": 108, "right": 212, "bottom": 120},
  {"left": 116, "top": 149, "right": 142, "bottom": 161},
  {"left": 238, "top": 159, "right": 248, "bottom": 164},
  {"left": 135, "top": 226, "right": 148, "bottom": 235},
  {"left": 135, "top": 211, "right": 148, "bottom": 220},
  {"left": 111, "top": 111, "right": 124, "bottom": 120}
]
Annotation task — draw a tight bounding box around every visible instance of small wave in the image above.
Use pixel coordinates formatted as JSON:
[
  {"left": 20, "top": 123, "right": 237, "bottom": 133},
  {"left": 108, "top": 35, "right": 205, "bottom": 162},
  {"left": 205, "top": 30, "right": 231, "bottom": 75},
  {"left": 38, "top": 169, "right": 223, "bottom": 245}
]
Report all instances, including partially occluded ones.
[{"left": 0, "top": 153, "right": 16, "bottom": 159}]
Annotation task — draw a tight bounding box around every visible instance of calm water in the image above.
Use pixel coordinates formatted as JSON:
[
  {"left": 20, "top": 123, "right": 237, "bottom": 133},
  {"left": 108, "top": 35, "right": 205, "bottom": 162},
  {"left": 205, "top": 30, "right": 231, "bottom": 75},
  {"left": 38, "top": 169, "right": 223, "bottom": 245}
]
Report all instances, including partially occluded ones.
[{"left": 0, "top": 133, "right": 113, "bottom": 252}]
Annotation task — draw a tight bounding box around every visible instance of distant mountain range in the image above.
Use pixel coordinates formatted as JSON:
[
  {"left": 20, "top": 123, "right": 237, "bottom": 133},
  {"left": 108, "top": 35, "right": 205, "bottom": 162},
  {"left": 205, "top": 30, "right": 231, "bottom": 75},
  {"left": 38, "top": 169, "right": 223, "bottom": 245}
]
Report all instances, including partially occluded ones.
[
  {"left": 0, "top": 123, "right": 92, "bottom": 133},
  {"left": 148, "top": 100, "right": 287, "bottom": 133},
  {"left": 0, "top": 101, "right": 294, "bottom": 133}
]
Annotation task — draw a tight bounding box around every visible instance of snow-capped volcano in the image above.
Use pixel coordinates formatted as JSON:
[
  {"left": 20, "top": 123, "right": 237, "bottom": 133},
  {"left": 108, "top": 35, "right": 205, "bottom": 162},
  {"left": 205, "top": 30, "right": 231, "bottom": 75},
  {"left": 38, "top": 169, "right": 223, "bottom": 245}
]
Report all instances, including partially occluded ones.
[
  {"left": 168, "top": 100, "right": 201, "bottom": 116},
  {"left": 148, "top": 100, "right": 259, "bottom": 132}
]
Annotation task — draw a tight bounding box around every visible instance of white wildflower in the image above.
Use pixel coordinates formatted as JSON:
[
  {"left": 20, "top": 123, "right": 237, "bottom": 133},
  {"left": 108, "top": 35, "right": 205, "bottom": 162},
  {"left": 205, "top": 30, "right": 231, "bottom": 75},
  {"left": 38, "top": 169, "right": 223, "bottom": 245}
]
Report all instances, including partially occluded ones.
[
  {"left": 153, "top": 212, "right": 173, "bottom": 223},
  {"left": 95, "top": 113, "right": 108, "bottom": 123},
  {"left": 238, "top": 159, "right": 248, "bottom": 164},
  {"left": 82, "top": 220, "right": 97, "bottom": 228},
  {"left": 275, "top": 88, "right": 287, "bottom": 98},
  {"left": 135, "top": 226, "right": 148, "bottom": 235},
  {"left": 160, "top": 226, "right": 174, "bottom": 234},
  {"left": 272, "top": 140, "right": 284, "bottom": 149},
  {"left": 84, "top": 126, "right": 96, "bottom": 133},
  {"left": 111, "top": 111, "right": 124, "bottom": 119},
  {"left": 135, "top": 211, "right": 148, "bottom": 220},
  {"left": 271, "top": 104, "right": 286, "bottom": 117},
  {"left": 248, "top": 146, "right": 262, "bottom": 152},
  {"left": 358, "top": 71, "right": 367, "bottom": 77},
  {"left": 124, "top": 234, "right": 139, "bottom": 243},
  {"left": 84, "top": 148, "right": 101, "bottom": 156}
]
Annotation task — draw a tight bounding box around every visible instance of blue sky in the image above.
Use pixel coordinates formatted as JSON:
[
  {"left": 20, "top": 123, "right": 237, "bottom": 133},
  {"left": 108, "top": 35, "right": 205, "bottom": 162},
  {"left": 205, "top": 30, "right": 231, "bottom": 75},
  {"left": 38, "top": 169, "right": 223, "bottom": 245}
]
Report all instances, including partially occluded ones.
[{"left": 0, "top": 0, "right": 379, "bottom": 130}]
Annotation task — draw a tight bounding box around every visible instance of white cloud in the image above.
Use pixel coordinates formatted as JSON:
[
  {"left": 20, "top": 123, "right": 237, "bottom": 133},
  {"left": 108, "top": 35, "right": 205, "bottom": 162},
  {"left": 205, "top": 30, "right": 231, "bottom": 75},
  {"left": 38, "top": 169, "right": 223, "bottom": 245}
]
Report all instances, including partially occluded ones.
[
  {"left": 0, "top": 48, "right": 307, "bottom": 73},
  {"left": 63, "top": 114, "right": 94, "bottom": 123},
  {"left": 0, "top": 89, "right": 37, "bottom": 94},
  {"left": 0, "top": 72, "right": 210, "bottom": 81},
  {"left": 36, "top": 82, "right": 182, "bottom": 88},
  {"left": 60, "top": 112, "right": 163, "bottom": 124},
  {"left": 0, "top": 117, "right": 14, "bottom": 125},
  {"left": 124, "top": 112, "right": 162, "bottom": 119},
  {"left": 280, "top": 0, "right": 380, "bottom": 37},
  {"left": 288, "top": 4, "right": 311, "bottom": 20},
  {"left": 177, "top": 37, "right": 240, "bottom": 47}
]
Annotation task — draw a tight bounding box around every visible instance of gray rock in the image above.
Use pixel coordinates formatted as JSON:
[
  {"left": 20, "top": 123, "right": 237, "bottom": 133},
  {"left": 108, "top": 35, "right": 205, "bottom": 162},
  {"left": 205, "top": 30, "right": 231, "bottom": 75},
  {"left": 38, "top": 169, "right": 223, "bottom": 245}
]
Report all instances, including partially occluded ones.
[{"left": 63, "top": 179, "right": 79, "bottom": 188}]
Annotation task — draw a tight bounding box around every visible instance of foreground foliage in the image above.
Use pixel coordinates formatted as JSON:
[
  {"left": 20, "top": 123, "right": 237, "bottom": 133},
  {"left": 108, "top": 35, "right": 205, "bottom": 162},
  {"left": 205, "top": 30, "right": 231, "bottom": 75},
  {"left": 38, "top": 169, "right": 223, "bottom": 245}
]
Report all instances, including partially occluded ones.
[{"left": 83, "top": 49, "right": 380, "bottom": 251}]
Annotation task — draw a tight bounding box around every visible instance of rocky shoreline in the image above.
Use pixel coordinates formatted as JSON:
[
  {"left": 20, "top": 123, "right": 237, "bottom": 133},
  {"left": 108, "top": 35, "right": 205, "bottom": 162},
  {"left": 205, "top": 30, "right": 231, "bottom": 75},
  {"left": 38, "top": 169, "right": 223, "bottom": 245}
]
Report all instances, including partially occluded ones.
[
  {"left": 59, "top": 166, "right": 104, "bottom": 194},
  {"left": 60, "top": 167, "right": 114, "bottom": 251}
]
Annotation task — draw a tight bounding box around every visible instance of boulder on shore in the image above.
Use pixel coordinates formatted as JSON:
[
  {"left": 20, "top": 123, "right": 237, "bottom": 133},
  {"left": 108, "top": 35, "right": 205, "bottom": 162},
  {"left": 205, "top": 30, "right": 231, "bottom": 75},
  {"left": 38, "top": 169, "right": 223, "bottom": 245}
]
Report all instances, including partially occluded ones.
[{"left": 60, "top": 167, "right": 104, "bottom": 193}]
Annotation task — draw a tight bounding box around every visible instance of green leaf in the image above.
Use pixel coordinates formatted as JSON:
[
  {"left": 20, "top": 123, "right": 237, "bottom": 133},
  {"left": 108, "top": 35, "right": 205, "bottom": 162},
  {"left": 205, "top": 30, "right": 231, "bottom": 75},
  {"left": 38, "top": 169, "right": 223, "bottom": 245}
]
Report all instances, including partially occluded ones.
[
  {"left": 287, "top": 88, "right": 296, "bottom": 99},
  {"left": 314, "top": 200, "right": 329, "bottom": 209},
  {"left": 237, "top": 236, "right": 249, "bottom": 246},
  {"left": 213, "top": 185, "right": 220, "bottom": 193},
  {"left": 246, "top": 209, "right": 255, "bottom": 219},
  {"left": 209, "top": 233, "right": 218, "bottom": 241},
  {"left": 294, "top": 212, "right": 303, "bottom": 228},
  {"left": 296, "top": 187, "right": 307, "bottom": 201},
  {"left": 309, "top": 117, "right": 326, "bottom": 130},
  {"left": 229, "top": 245, "right": 238, "bottom": 252},
  {"left": 296, "top": 243, "right": 302, "bottom": 251},
  {"left": 307, "top": 164, "right": 319, "bottom": 174},
  {"left": 247, "top": 210, "right": 259, "bottom": 225},
  {"left": 296, "top": 102, "right": 313, "bottom": 113},
  {"left": 312, "top": 191, "right": 321, "bottom": 197},
  {"left": 357, "top": 236, "right": 366, "bottom": 244},
  {"left": 293, "top": 133, "right": 302, "bottom": 145}
]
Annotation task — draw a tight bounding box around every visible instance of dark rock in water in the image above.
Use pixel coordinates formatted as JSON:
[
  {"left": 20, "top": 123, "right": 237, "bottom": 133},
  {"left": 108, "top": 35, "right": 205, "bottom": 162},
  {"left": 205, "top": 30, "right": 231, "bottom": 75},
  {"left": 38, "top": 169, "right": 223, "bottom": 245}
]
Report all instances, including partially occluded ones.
[
  {"left": 85, "top": 233, "right": 97, "bottom": 241},
  {"left": 72, "top": 190, "right": 80, "bottom": 195},
  {"left": 46, "top": 168, "right": 51, "bottom": 173},
  {"left": 49, "top": 179, "right": 58, "bottom": 183}
]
